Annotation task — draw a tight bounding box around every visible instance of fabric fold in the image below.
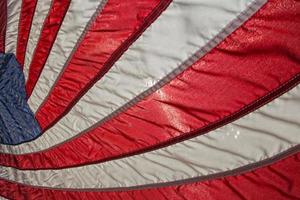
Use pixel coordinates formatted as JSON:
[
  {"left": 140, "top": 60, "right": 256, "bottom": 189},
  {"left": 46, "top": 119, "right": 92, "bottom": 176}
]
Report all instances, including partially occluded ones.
[{"left": 0, "top": 53, "right": 40, "bottom": 144}]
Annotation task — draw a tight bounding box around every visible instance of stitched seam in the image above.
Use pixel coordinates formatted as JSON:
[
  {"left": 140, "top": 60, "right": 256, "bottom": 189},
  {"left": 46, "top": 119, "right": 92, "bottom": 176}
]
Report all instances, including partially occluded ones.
[
  {"left": 0, "top": 0, "right": 268, "bottom": 152},
  {"left": 16, "top": 0, "right": 38, "bottom": 67},
  {"left": 26, "top": 0, "right": 267, "bottom": 151},
  {"left": 35, "top": 0, "right": 172, "bottom": 133},
  {"left": 24, "top": 0, "right": 54, "bottom": 88},
  {"left": 1, "top": 145, "right": 299, "bottom": 192},
  {"left": 25, "top": 0, "right": 71, "bottom": 97},
  {"left": 2, "top": 72, "right": 299, "bottom": 168},
  {"left": 31, "top": 0, "right": 109, "bottom": 108}
]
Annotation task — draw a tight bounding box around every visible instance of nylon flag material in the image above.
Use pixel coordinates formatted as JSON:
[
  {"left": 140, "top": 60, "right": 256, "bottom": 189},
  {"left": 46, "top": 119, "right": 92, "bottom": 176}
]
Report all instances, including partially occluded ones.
[{"left": 0, "top": 0, "right": 300, "bottom": 199}]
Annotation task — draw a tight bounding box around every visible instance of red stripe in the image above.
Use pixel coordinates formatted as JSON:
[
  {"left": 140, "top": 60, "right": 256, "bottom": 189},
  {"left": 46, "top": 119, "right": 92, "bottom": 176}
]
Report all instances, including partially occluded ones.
[
  {"left": 25, "top": 0, "right": 71, "bottom": 96},
  {"left": 16, "top": 0, "right": 37, "bottom": 66},
  {"left": 0, "top": 0, "right": 299, "bottom": 169},
  {"left": 35, "top": 0, "right": 172, "bottom": 131},
  {"left": 0, "top": 0, "right": 7, "bottom": 53},
  {"left": 1, "top": 150, "right": 299, "bottom": 200}
]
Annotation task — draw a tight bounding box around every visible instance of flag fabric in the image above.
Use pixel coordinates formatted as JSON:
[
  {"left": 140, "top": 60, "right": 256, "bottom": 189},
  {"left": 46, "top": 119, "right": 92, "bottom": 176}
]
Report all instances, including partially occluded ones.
[
  {"left": 0, "top": 0, "right": 300, "bottom": 199},
  {"left": 0, "top": 53, "right": 41, "bottom": 145}
]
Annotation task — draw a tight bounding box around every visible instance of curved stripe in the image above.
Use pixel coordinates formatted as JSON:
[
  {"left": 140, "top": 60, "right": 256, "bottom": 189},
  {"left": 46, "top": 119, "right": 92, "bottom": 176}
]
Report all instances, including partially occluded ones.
[
  {"left": 23, "top": 0, "right": 52, "bottom": 82},
  {"left": 5, "top": 0, "right": 22, "bottom": 54},
  {"left": 0, "top": 0, "right": 299, "bottom": 168},
  {"left": 27, "top": 0, "right": 107, "bottom": 108},
  {"left": 0, "top": 1, "right": 6, "bottom": 52},
  {"left": 15, "top": 0, "right": 37, "bottom": 66},
  {"left": 35, "top": 0, "right": 172, "bottom": 132},
  {"left": 25, "top": 0, "right": 71, "bottom": 97},
  {"left": 0, "top": 84, "right": 299, "bottom": 189},
  {"left": 14, "top": 0, "right": 265, "bottom": 154},
  {"left": 1, "top": 151, "right": 300, "bottom": 199}
]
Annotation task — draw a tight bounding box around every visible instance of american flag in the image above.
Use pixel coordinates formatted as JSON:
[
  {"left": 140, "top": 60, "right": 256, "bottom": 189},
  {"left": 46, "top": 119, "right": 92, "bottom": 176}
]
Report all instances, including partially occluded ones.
[{"left": 0, "top": 0, "right": 300, "bottom": 199}]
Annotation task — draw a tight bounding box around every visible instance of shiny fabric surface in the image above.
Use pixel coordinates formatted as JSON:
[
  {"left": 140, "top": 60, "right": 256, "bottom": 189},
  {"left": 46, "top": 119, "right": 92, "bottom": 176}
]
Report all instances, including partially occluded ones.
[
  {"left": 25, "top": 0, "right": 71, "bottom": 97},
  {"left": 0, "top": 53, "right": 40, "bottom": 144},
  {"left": 22, "top": 0, "right": 52, "bottom": 83},
  {"left": 15, "top": 0, "right": 37, "bottom": 67},
  {"left": 10, "top": 0, "right": 261, "bottom": 155},
  {"left": 1, "top": 85, "right": 300, "bottom": 188},
  {"left": 5, "top": 0, "right": 21, "bottom": 54},
  {"left": 0, "top": 0, "right": 299, "bottom": 199},
  {"left": 35, "top": 0, "right": 171, "bottom": 132},
  {"left": 1, "top": 150, "right": 300, "bottom": 199},
  {"left": 0, "top": 0, "right": 298, "bottom": 169}
]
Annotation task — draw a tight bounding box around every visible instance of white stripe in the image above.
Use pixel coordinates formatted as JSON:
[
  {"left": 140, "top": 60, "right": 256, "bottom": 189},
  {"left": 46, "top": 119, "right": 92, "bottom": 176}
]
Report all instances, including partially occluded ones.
[
  {"left": 5, "top": 0, "right": 265, "bottom": 154},
  {"left": 1, "top": 84, "right": 299, "bottom": 189},
  {"left": 27, "top": 0, "right": 107, "bottom": 112},
  {"left": 5, "top": 0, "right": 22, "bottom": 54},
  {"left": 23, "top": 0, "right": 52, "bottom": 82}
]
